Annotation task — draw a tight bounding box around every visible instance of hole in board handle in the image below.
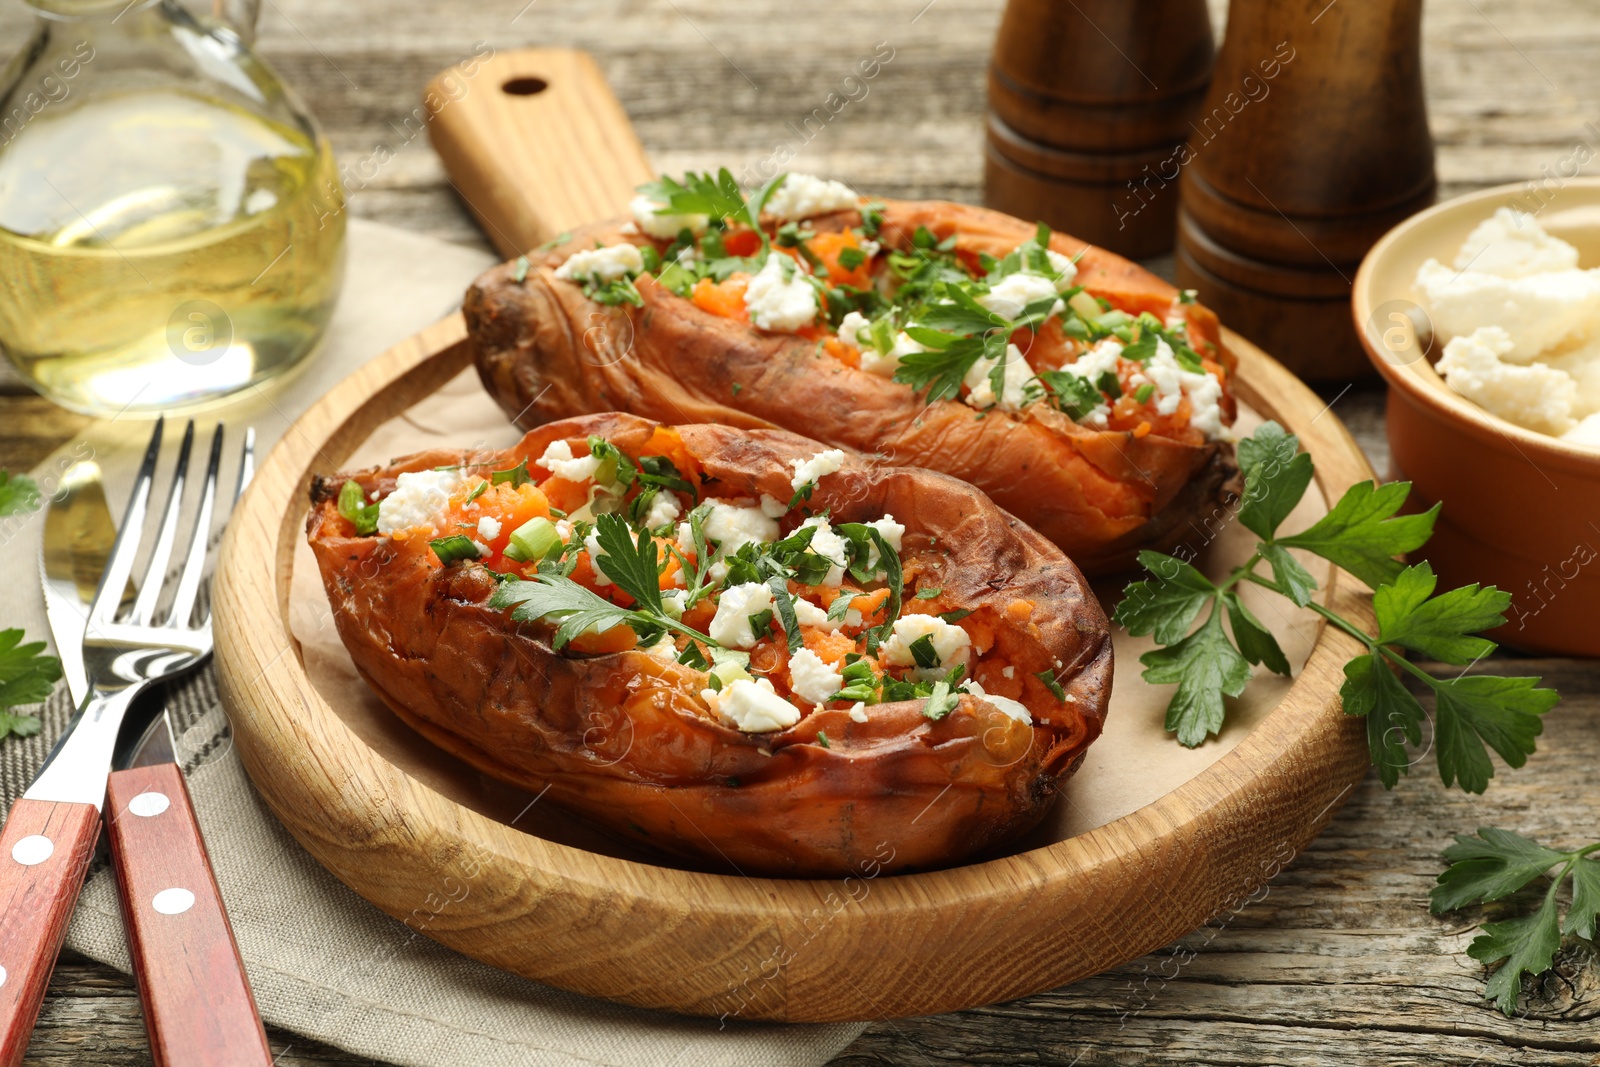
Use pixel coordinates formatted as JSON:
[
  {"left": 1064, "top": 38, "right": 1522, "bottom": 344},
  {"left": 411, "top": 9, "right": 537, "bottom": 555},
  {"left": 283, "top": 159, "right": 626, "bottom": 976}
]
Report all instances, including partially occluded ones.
[{"left": 502, "top": 76, "right": 549, "bottom": 96}]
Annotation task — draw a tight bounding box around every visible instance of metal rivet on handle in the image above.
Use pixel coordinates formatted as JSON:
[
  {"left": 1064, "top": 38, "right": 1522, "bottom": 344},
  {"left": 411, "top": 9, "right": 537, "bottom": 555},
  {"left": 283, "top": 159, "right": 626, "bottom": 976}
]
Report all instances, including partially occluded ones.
[
  {"left": 11, "top": 835, "right": 53, "bottom": 866},
  {"left": 152, "top": 887, "right": 195, "bottom": 915},
  {"left": 128, "top": 792, "right": 171, "bottom": 817}
]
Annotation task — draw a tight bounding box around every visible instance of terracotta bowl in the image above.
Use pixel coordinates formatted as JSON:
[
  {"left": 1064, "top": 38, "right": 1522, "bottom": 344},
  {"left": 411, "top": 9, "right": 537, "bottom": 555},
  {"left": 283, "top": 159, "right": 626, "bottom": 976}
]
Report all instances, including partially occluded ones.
[{"left": 1353, "top": 178, "right": 1600, "bottom": 656}]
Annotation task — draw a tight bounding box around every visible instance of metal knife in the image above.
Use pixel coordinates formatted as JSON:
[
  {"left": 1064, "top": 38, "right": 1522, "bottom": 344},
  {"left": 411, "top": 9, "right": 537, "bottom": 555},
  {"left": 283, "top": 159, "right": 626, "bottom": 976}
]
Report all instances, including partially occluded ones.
[{"left": 38, "top": 456, "right": 270, "bottom": 1067}]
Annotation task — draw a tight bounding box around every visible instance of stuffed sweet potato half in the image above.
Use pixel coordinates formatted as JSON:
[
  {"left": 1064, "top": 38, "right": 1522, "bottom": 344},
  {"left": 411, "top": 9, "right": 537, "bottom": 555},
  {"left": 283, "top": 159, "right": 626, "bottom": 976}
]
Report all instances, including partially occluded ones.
[
  {"left": 307, "top": 412, "right": 1112, "bottom": 877},
  {"left": 468, "top": 171, "right": 1239, "bottom": 575}
]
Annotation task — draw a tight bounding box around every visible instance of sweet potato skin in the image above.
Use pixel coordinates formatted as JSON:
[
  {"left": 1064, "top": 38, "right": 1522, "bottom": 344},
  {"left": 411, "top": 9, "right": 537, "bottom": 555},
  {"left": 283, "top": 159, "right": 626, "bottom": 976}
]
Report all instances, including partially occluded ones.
[
  {"left": 467, "top": 199, "right": 1238, "bottom": 575},
  {"left": 307, "top": 413, "right": 1112, "bottom": 877}
]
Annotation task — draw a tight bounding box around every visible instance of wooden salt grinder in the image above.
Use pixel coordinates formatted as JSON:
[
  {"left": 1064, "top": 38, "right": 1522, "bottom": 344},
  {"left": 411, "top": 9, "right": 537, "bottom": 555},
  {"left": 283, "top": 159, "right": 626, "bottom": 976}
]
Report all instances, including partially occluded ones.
[
  {"left": 1175, "top": 0, "right": 1435, "bottom": 382},
  {"left": 985, "top": 0, "right": 1215, "bottom": 259}
]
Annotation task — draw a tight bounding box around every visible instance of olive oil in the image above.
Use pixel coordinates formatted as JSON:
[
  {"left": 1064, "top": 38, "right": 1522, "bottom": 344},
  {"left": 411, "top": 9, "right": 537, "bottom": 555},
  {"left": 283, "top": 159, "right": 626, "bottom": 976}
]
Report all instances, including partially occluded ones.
[{"left": 0, "top": 87, "right": 345, "bottom": 414}]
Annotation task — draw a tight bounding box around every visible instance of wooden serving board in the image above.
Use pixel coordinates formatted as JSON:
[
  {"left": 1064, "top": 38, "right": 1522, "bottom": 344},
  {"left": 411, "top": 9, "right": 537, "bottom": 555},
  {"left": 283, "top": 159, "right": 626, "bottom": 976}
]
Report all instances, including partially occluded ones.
[{"left": 213, "top": 49, "right": 1375, "bottom": 1023}]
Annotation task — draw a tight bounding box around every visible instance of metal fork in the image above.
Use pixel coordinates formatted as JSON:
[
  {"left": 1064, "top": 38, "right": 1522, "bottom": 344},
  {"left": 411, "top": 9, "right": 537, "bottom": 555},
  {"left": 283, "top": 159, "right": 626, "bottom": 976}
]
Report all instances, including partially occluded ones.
[{"left": 0, "top": 418, "right": 257, "bottom": 1067}]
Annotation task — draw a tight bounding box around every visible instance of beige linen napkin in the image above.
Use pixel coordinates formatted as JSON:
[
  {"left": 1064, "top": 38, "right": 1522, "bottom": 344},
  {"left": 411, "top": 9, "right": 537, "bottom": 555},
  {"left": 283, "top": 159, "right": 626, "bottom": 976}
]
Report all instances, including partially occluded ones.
[{"left": 0, "top": 218, "right": 864, "bottom": 1067}]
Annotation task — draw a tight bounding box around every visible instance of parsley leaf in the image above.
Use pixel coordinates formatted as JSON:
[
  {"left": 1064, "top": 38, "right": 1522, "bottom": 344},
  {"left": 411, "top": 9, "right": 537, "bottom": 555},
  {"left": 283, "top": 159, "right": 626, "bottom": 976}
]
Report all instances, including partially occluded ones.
[
  {"left": 1112, "top": 550, "right": 1217, "bottom": 645},
  {"left": 589, "top": 513, "right": 663, "bottom": 614},
  {"left": 491, "top": 460, "right": 533, "bottom": 488},
  {"left": 1339, "top": 652, "right": 1425, "bottom": 789},
  {"left": 1278, "top": 479, "right": 1437, "bottom": 589},
  {"left": 1432, "top": 674, "right": 1555, "bottom": 793},
  {"left": 1431, "top": 828, "right": 1600, "bottom": 1015},
  {"left": 923, "top": 677, "right": 959, "bottom": 720},
  {"left": 637, "top": 170, "right": 747, "bottom": 224},
  {"left": 1235, "top": 421, "right": 1314, "bottom": 541},
  {"left": 1034, "top": 669, "right": 1066, "bottom": 702},
  {"left": 1138, "top": 603, "right": 1251, "bottom": 746},
  {"left": 0, "top": 628, "right": 62, "bottom": 742},
  {"left": 0, "top": 471, "right": 42, "bottom": 517},
  {"left": 767, "top": 576, "right": 803, "bottom": 655},
  {"left": 1222, "top": 592, "right": 1289, "bottom": 676},
  {"left": 1372, "top": 562, "right": 1507, "bottom": 665}
]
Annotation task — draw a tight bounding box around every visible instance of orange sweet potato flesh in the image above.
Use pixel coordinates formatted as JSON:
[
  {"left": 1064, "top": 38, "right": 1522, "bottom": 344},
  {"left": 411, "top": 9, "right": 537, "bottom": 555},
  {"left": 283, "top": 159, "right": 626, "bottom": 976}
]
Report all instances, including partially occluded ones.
[
  {"left": 307, "top": 413, "right": 1112, "bottom": 877},
  {"left": 467, "top": 199, "right": 1238, "bottom": 576}
]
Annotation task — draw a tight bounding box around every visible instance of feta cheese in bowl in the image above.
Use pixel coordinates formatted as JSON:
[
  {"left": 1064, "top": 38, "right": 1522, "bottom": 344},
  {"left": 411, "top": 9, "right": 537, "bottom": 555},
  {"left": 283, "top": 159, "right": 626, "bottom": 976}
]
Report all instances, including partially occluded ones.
[{"left": 1355, "top": 177, "right": 1600, "bottom": 654}]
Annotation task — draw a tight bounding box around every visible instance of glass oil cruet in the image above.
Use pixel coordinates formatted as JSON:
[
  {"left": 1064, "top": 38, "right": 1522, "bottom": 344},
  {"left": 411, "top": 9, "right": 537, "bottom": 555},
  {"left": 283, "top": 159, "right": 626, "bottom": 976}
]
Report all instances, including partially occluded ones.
[{"left": 0, "top": 0, "right": 346, "bottom": 414}]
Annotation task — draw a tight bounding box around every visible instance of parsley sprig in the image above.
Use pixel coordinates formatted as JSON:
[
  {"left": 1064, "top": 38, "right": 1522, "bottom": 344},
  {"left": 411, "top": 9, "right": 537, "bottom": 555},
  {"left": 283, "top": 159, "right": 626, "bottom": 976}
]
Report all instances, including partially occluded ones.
[
  {"left": 1432, "top": 827, "right": 1600, "bottom": 1014},
  {"left": 0, "top": 471, "right": 41, "bottom": 516},
  {"left": 488, "top": 513, "right": 716, "bottom": 654},
  {"left": 1114, "top": 422, "right": 1557, "bottom": 792},
  {"left": 0, "top": 628, "right": 60, "bottom": 742}
]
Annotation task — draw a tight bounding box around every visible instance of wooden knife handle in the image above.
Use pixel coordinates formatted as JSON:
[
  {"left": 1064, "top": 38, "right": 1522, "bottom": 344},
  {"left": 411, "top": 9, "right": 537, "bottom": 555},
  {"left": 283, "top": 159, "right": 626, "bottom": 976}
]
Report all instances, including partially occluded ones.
[
  {"left": 0, "top": 797, "right": 100, "bottom": 1067},
  {"left": 424, "top": 47, "right": 655, "bottom": 257},
  {"left": 106, "top": 763, "right": 271, "bottom": 1067}
]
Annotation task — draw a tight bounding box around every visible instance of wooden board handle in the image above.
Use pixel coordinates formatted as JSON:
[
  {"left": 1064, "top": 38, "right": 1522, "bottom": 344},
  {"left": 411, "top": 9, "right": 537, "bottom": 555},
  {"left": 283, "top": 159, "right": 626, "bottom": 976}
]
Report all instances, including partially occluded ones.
[
  {"left": 426, "top": 47, "right": 656, "bottom": 258},
  {"left": 105, "top": 763, "right": 271, "bottom": 1067},
  {"left": 0, "top": 797, "right": 100, "bottom": 1067}
]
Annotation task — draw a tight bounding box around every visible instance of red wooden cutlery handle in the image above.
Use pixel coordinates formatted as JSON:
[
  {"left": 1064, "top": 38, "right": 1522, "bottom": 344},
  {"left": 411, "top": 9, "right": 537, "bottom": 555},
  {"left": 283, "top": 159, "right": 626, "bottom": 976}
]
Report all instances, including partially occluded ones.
[
  {"left": 106, "top": 763, "right": 271, "bottom": 1067},
  {"left": 0, "top": 797, "right": 100, "bottom": 1067}
]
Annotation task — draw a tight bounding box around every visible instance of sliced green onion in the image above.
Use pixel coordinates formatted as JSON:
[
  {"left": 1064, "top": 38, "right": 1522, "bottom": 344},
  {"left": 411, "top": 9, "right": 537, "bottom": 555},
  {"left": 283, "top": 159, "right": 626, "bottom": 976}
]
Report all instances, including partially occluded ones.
[
  {"left": 503, "top": 517, "right": 561, "bottom": 562},
  {"left": 430, "top": 535, "right": 480, "bottom": 564}
]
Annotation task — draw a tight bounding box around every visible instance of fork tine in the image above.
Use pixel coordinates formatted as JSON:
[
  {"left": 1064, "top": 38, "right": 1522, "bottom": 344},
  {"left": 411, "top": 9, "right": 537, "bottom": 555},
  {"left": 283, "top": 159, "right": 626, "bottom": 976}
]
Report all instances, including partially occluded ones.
[
  {"left": 89, "top": 418, "right": 164, "bottom": 627},
  {"left": 168, "top": 423, "right": 224, "bottom": 629},
  {"left": 233, "top": 426, "right": 256, "bottom": 502},
  {"left": 130, "top": 420, "right": 195, "bottom": 626}
]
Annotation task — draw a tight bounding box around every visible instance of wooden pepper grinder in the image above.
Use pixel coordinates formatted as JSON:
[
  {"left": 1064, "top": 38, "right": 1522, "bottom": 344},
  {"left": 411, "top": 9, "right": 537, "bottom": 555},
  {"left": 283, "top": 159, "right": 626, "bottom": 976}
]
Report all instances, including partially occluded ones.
[
  {"left": 1175, "top": 0, "right": 1435, "bottom": 382},
  {"left": 985, "top": 0, "right": 1215, "bottom": 259}
]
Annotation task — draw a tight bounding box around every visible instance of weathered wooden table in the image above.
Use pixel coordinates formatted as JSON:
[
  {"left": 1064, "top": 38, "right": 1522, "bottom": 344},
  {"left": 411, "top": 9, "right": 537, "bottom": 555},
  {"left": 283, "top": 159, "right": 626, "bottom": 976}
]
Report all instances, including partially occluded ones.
[{"left": 3, "top": 0, "right": 1596, "bottom": 1062}]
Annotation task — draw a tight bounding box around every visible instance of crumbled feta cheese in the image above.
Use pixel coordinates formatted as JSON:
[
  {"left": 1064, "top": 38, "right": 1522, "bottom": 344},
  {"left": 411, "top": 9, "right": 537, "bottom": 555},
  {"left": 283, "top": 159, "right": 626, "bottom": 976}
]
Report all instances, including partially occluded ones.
[
  {"left": 470, "top": 539, "right": 492, "bottom": 558},
  {"left": 709, "top": 582, "right": 774, "bottom": 649},
  {"left": 476, "top": 515, "right": 502, "bottom": 541},
  {"left": 629, "top": 193, "right": 709, "bottom": 239},
  {"left": 554, "top": 518, "right": 573, "bottom": 540},
  {"left": 538, "top": 439, "right": 602, "bottom": 482},
  {"left": 1414, "top": 258, "right": 1600, "bottom": 362},
  {"left": 979, "top": 272, "right": 1064, "bottom": 321},
  {"left": 640, "top": 634, "right": 678, "bottom": 661},
  {"left": 1131, "top": 338, "right": 1230, "bottom": 441},
  {"left": 788, "top": 648, "right": 844, "bottom": 706},
  {"left": 1435, "top": 326, "right": 1578, "bottom": 435},
  {"left": 847, "top": 701, "right": 868, "bottom": 723},
  {"left": 799, "top": 517, "right": 849, "bottom": 588},
  {"left": 858, "top": 238, "right": 881, "bottom": 258},
  {"left": 863, "top": 516, "right": 905, "bottom": 573},
  {"left": 860, "top": 331, "right": 924, "bottom": 377},
  {"left": 759, "top": 494, "right": 789, "bottom": 519},
  {"left": 582, "top": 529, "right": 614, "bottom": 586},
  {"left": 964, "top": 680, "right": 1032, "bottom": 724},
  {"left": 790, "top": 596, "right": 831, "bottom": 628},
  {"left": 963, "top": 342, "right": 1038, "bottom": 412},
  {"left": 791, "top": 448, "right": 847, "bottom": 491},
  {"left": 743, "top": 254, "right": 818, "bottom": 332},
  {"left": 1454, "top": 207, "right": 1580, "bottom": 278},
  {"left": 706, "top": 677, "right": 801, "bottom": 733},
  {"left": 1057, "top": 340, "right": 1123, "bottom": 429},
  {"left": 702, "top": 498, "right": 781, "bottom": 555},
  {"left": 552, "top": 242, "right": 644, "bottom": 284},
  {"left": 1042, "top": 248, "right": 1078, "bottom": 290},
  {"left": 882, "top": 613, "right": 971, "bottom": 671},
  {"left": 763, "top": 173, "right": 859, "bottom": 221},
  {"left": 643, "top": 491, "right": 682, "bottom": 528},
  {"left": 837, "top": 310, "right": 873, "bottom": 349},
  {"left": 375, "top": 468, "right": 469, "bottom": 535},
  {"left": 1001, "top": 665, "right": 1016, "bottom": 680}
]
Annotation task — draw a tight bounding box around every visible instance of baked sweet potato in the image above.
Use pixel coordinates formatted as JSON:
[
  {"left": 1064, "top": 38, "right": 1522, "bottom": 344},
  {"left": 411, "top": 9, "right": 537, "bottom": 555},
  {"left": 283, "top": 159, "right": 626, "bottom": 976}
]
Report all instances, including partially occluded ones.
[
  {"left": 467, "top": 172, "right": 1239, "bottom": 575},
  {"left": 307, "top": 412, "right": 1112, "bottom": 877}
]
